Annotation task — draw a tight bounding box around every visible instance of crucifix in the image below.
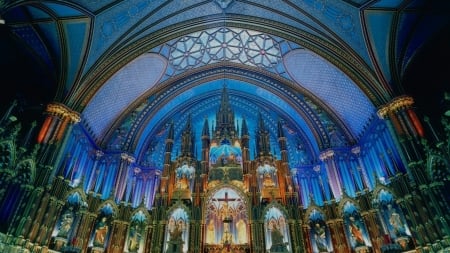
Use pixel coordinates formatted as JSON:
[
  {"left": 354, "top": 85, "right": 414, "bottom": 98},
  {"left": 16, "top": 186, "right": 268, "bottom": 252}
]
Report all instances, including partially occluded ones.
[
  {"left": 215, "top": 192, "right": 238, "bottom": 248},
  {"left": 217, "top": 192, "right": 236, "bottom": 222}
]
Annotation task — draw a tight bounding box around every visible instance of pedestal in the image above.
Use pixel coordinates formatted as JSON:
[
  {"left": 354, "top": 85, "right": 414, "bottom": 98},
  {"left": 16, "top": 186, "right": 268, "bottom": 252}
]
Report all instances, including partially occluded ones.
[
  {"left": 60, "top": 246, "right": 82, "bottom": 253},
  {"left": 395, "top": 236, "right": 410, "bottom": 250},
  {"left": 91, "top": 246, "right": 105, "bottom": 253},
  {"left": 54, "top": 237, "right": 68, "bottom": 251},
  {"left": 166, "top": 239, "right": 184, "bottom": 253},
  {"left": 354, "top": 245, "right": 370, "bottom": 253}
]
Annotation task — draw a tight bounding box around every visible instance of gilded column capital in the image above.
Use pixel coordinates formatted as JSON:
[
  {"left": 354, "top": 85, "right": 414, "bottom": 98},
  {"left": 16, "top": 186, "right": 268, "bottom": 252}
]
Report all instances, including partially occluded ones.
[
  {"left": 95, "top": 150, "right": 104, "bottom": 159},
  {"left": 319, "top": 149, "right": 334, "bottom": 161},
  {"left": 377, "top": 95, "right": 414, "bottom": 119},
  {"left": 121, "top": 153, "right": 135, "bottom": 163},
  {"left": 46, "top": 102, "right": 81, "bottom": 123},
  {"left": 351, "top": 146, "right": 360, "bottom": 155}
]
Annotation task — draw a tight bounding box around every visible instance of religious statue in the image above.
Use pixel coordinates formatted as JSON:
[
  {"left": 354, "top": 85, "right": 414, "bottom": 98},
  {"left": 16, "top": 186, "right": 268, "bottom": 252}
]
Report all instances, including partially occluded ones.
[
  {"left": 220, "top": 202, "right": 233, "bottom": 222},
  {"left": 348, "top": 216, "right": 365, "bottom": 246},
  {"left": 222, "top": 222, "right": 232, "bottom": 244},
  {"left": 313, "top": 223, "right": 328, "bottom": 252},
  {"left": 176, "top": 174, "right": 189, "bottom": 190},
  {"left": 169, "top": 224, "right": 183, "bottom": 241},
  {"left": 388, "top": 205, "right": 406, "bottom": 237},
  {"left": 57, "top": 210, "right": 73, "bottom": 238},
  {"left": 263, "top": 172, "right": 276, "bottom": 187},
  {"left": 168, "top": 218, "right": 176, "bottom": 233},
  {"left": 128, "top": 224, "right": 141, "bottom": 252},
  {"left": 236, "top": 219, "right": 247, "bottom": 244},
  {"left": 206, "top": 219, "right": 216, "bottom": 244},
  {"left": 166, "top": 223, "right": 184, "bottom": 253},
  {"left": 93, "top": 217, "right": 108, "bottom": 247},
  {"left": 270, "top": 225, "right": 289, "bottom": 252}
]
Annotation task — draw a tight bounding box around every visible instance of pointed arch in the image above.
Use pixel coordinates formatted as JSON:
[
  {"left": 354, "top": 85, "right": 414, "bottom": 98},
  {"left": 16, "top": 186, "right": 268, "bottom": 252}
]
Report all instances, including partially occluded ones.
[
  {"left": 127, "top": 209, "right": 149, "bottom": 253},
  {"left": 203, "top": 185, "right": 249, "bottom": 246},
  {"left": 305, "top": 208, "right": 333, "bottom": 253},
  {"left": 263, "top": 204, "right": 292, "bottom": 252},
  {"left": 165, "top": 206, "right": 190, "bottom": 253}
]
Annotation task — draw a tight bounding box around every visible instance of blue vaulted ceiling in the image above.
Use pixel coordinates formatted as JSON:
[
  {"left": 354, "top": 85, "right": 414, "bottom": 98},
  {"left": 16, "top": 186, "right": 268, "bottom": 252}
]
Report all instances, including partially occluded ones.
[{"left": 1, "top": 0, "right": 449, "bottom": 170}]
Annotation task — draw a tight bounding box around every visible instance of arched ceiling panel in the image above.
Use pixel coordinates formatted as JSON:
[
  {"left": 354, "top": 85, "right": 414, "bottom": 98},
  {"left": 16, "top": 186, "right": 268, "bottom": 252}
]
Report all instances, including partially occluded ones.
[
  {"left": 284, "top": 49, "right": 376, "bottom": 138},
  {"left": 9, "top": 24, "right": 54, "bottom": 70},
  {"left": 362, "top": 10, "right": 394, "bottom": 84},
  {"left": 27, "top": 6, "right": 52, "bottom": 19},
  {"left": 62, "top": 19, "right": 90, "bottom": 92},
  {"left": 83, "top": 1, "right": 372, "bottom": 77},
  {"left": 372, "top": 0, "right": 403, "bottom": 8},
  {"left": 43, "top": 2, "right": 84, "bottom": 17},
  {"left": 398, "top": 14, "right": 450, "bottom": 77},
  {"left": 35, "top": 22, "right": 60, "bottom": 71},
  {"left": 82, "top": 53, "right": 167, "bottom": 141},
  {"left": 83, "top": 0, "right": 176, "bottom": 73},
  {"left": 118, "top": 79, "right": 320, "bottom": 169}
]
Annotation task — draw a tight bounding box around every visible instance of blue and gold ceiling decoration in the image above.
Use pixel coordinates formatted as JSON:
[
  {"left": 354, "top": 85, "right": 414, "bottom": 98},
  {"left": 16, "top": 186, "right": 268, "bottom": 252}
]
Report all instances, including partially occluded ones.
[{"left": 1, "top": 0, "right": 448, "bottom": 171}]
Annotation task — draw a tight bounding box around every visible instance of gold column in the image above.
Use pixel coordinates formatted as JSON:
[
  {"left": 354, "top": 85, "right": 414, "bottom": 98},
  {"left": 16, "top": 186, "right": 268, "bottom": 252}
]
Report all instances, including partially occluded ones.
[
  {"left": 72, "top": 210, "right": 97, "bottom": 251},
  {"left": 107, "top": 220, "right": 128, "bottom": 253},
  {"left": 302, "top": 223, "right": 313, "bottom": 253},
  {"left": 360, "top": 210, "right": 383, "bottom": 253},
  {"left": 38, "top": 103, "right": 80, "bottom": 145},
  {"left": 328, "top": 219, "right": 350, "bottom": 253},
  {"left": 144, "top": 224, "right": 153, "bottom": 253}
]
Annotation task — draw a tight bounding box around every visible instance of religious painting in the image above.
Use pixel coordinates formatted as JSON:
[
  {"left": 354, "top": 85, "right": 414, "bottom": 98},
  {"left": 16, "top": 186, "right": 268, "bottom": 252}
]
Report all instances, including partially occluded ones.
[
  {"left": 204, "top": 187, "right": 248, "bottom": 246},
  {"left": 264, "top": 206, "right": 291, "bottom": 252}
]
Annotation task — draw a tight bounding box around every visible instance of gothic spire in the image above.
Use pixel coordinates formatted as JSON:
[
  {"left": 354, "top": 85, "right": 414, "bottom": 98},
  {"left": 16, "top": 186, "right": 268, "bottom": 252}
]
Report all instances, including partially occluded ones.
[
  {"left": 214, "top": 85, "right": 237, "bottom": 141},
  {"left": 277, "top": 120, "right": 285, "bottom": 138},
  {"left": 202, "top": 117, "right": 210, "bottom": 137},
  {"left": 256, "top": 112, "right": 271, "bottom": 156},
  {"left": 181, "top": 114, "right": 194, "bottom": 157},
  {"left": 241, "top": 117, "right": 249, "bottom": 137}
]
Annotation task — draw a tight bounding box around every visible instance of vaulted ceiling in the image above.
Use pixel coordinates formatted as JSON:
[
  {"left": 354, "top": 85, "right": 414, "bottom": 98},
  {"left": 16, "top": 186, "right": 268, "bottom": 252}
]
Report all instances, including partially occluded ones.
[{"left": 1, "top": 0, "right": 449, "bottom": 168}]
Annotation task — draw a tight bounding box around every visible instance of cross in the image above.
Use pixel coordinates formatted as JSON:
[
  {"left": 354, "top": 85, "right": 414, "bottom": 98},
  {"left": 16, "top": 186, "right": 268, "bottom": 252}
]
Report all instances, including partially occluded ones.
[{"left": 215, "top": 192, "right": 238, "bottom": 222}]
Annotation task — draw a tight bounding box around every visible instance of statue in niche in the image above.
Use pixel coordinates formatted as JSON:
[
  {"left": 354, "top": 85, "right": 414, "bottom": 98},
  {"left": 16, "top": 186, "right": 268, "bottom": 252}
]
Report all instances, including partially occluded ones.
[
  {"left": 236, "top": 219, "right": 247, "bottom": 243},
  {"left": 270, "top": 224, "right": 289, "bottom": 252},
  {"left": 313, "top": 223, "right": 328, "bottom": 252},
  {"left": 206, "top": 219, "right": 216, "bottom": 244},
  {"left": 348, "top": 216, "right": 365, "bottom": 247},
  {"left": 169, "top": 223, "right": 183, "bottom": 241},
  {"left": 220, "top": 202, "right": 233, "bottom": 222},
  {"left": 57, "top": 209, "right": 73, "bottom": 238},
  {"left": 166, "top": 222, "right": 184, "bottom": 253},
  {"left": 176, "top": 174, "right": 190, "bottom": 190},
  {"left": 262, "top": 172, "right": 276, "bottom": 187},
  {"left": 128, "top": 224, "right": 141, "bottom": 252},
  {"left": 93, "top": 217, "right": 108, "bottom": 247},
  {"left": 388, "top": 204, "right": 407, "bottom": 237},
  {"left": 221, "top": 221, "right": 232, "bottom": 245},
  {"left": 168, "top": 218, "right": 176, "bottom": 233}
]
